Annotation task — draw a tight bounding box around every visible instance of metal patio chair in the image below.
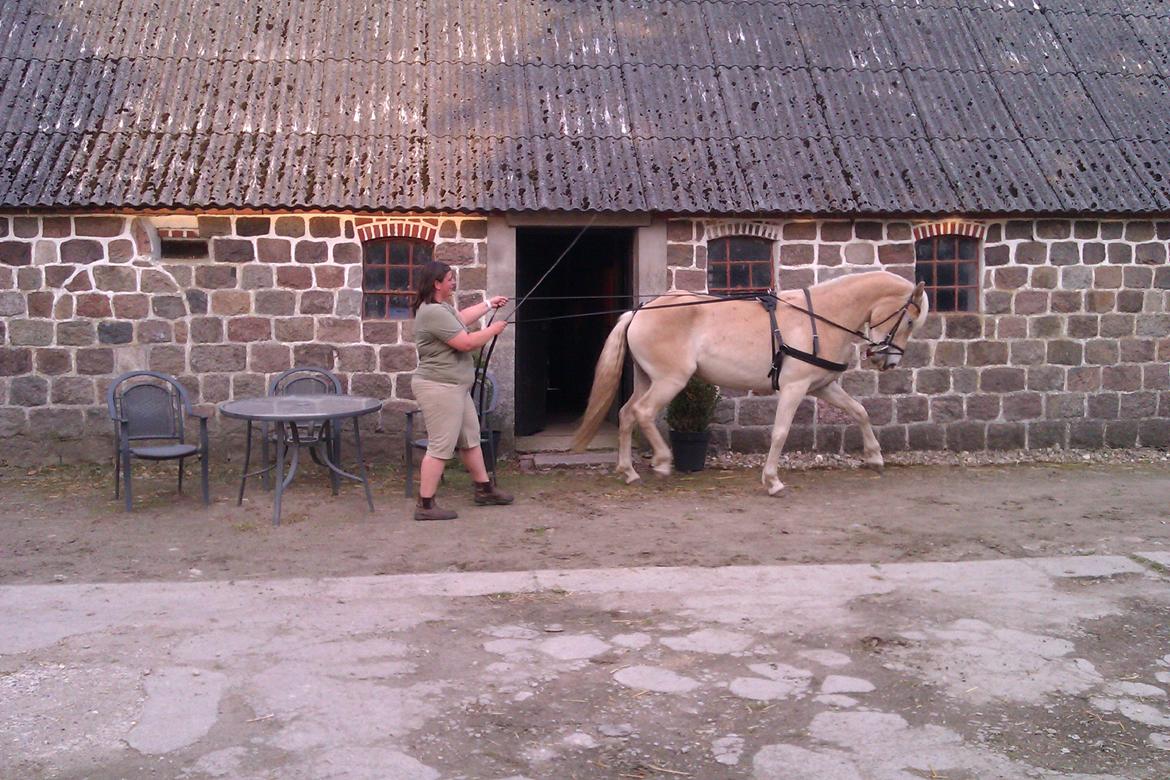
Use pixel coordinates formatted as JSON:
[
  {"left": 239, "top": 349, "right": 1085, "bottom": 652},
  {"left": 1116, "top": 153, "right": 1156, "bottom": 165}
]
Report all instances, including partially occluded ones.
[
  {"left": 253, "top": 366, "right": 344, "bottom": 496},
  {"left": 108, "top": 370, "right": 210, "bottom": 512},
  {"left": 404, "top": 369, "right": 498, "bottom": 497}
]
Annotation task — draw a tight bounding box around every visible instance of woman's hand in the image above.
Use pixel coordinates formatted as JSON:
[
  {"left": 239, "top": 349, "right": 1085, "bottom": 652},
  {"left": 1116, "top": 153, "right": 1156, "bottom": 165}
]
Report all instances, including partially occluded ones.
[
  {"left": 488, "top": 295, "right": 508, "bottom": 310},
  {"left": 487, "top": 320, "right": 508, "bottom": 337}
]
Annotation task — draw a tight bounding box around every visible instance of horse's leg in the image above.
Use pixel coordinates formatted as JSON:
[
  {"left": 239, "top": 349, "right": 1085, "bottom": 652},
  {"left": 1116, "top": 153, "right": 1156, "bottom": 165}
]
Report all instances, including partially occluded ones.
[
  {"left": 616, "top": 363, "right": 650, "bottom": 483},
  {"left": 761, "top": 382, "right": 810, "bottom": 496},
  {"left": 814, "top": 381, "right": 884, "bottom": 474},
  {"left": 633, "top": 375, "right": 689, "bottom": 478}
]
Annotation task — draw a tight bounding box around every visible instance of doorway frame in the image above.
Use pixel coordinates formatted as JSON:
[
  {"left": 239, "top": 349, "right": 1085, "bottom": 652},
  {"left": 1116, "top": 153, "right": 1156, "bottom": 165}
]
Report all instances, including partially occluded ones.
[{"left": 486, "top": 213, "right": 669, "bottom": 450}]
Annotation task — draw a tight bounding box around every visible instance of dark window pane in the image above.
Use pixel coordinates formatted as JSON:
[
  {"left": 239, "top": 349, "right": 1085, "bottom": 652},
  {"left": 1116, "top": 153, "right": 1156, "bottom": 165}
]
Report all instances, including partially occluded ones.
[
  {"left": 364, "top": 266, "right": 387, "bottom": 290},
  {"left": 957, "top": 288, "right": 973, "bottom": 311},
  {"left": 389, "top": 240, "right": 410, "bottom": 265},
  {"left": 364, "top": 294, "right": 387, "bottom": 318},
  {"left": 728, "top": 236, "right": 771, "bottom": 261},
  {"left": 935, "top": 262, "right": 956, "bottom": 287},
  {"left": 388, "top": 295, "right": 412, "bottom": 319},
  {"left": 915, "top": 263, "right": 935, "bottom": 287},
  {"left": 936, "top": 288, "right": 956, "bottom": 311},
  {"left": 915, "top": 239, "right": 934, "bottom": 262},
  {"left": 936, "top": 237, "right": 956, "bottom": 260},
  {"left": 363, "top": 241, "right": 385, "bottom": 264},
  {"left": 414, "top": 243, "right": 433, "bottom": 264},
  {"left": 751, "top": 263, "right": 771, "bottom": 288},
  {"left": 389, "top": 267, "right": 410, "bottom": 291},
  {"left": 707, "top": 267, "right": 723, "bottom": 292},
  {"left": 958, "top": 237, "right": 977, "bottom": 260},
  {"left": 710, "top": 238, "right": 731, "bottom": 261},
  {"left": 958, "top": 260, "right": 978, "bottom": 285},
  {"left": 160, "top": 238, "right": 209, "bottom": 259},
  {"left": 729, "top": 262, "right": 750, "bottom": 288}
]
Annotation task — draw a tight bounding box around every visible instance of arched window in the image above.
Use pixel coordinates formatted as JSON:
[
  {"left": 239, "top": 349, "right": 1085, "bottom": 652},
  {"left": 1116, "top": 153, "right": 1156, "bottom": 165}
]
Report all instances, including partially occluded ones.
[
  {"left": 362, "top": 238, "right": 433, "bottom": 319},
  {"left": 707, "top": 236, "right": 773, "bottom": 296},
  {"left": 914, "top": 235, "right": 980, "bottom": 312}
]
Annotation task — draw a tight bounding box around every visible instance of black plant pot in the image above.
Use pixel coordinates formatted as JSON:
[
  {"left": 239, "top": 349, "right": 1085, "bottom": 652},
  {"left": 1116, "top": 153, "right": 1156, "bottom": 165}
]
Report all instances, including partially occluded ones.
[
  {"left": 480, "top": 429, "right": 502, "bottom": 471},
  {"left": 670, "top": 430, "right": 711, "bottom": 472}
]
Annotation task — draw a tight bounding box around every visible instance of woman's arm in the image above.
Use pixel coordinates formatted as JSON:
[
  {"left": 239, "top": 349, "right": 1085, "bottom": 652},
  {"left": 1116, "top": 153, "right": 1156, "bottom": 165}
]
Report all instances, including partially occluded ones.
[
  {"left": 457, "top": 296, "right": 508, "bottom": 326},
  {"left": 445, "top": 320, "right": 507, "bottom": 352},
  {"left": 456, "top": 299, "right": 491, "bottom": 326}
]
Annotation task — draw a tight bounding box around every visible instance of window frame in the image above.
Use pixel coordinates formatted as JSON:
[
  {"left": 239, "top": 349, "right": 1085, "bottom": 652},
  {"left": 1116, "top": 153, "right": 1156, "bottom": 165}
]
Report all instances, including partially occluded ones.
[
  {"left": 706, "top": 235, "right": 775, "bottom": 296},
  {"left": 362, "top": 237, "right": 434, "bottom": 320},
  {"left": 914, "top": 234, "right": 981, "bottom": 313}
]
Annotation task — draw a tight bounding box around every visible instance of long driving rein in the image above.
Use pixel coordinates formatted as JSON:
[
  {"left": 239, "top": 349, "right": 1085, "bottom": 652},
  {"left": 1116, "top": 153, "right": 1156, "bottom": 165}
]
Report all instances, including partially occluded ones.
[
  {"left": 502, "top": 288, "right": 920, "bottom": 391},
  {"left": 472, "top": 217, "right": 918, "bottom": 404}
]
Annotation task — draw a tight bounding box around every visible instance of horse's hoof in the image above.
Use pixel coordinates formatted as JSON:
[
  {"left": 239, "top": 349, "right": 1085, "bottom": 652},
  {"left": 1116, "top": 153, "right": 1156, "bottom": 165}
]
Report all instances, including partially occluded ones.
[
  {"left": 767, "top": 484, "right": 787, "bottom": 497},
  {"left": 623, "top": 472, "right": 642, "bottom": 485},
  {"left": 867, "top": 462, "right": 885, "bottom": 475},
  {"left": 652, "top": 465, "right": 672, "bottom": 479}
]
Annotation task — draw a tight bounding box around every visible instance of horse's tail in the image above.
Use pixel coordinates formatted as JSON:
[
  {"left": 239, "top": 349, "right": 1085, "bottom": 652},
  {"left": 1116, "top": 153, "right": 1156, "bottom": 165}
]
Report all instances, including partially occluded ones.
[{"left": 571, "top": 310, "right": 634, "bottom": 452}]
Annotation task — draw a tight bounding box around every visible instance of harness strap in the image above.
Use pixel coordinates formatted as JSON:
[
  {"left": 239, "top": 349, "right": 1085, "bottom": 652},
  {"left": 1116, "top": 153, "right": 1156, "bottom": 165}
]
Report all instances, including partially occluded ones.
[
  {"left": 802, "top": 287, "right": 820, "bottom": 356},
  {"left": 780, "top": 343, "right": 850, "bottom": 374},
  {"left": 759, "top": 294, "right": 847, "bottom": 389},
  {"left": 759, "top": 296, "right": 784, "bottom": 390}
]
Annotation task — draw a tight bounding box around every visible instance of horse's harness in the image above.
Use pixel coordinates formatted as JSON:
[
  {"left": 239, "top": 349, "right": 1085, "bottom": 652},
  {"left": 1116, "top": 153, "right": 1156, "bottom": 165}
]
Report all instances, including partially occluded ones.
[{"left": 757, "top": 289, "right": 920, "bottom": 390}]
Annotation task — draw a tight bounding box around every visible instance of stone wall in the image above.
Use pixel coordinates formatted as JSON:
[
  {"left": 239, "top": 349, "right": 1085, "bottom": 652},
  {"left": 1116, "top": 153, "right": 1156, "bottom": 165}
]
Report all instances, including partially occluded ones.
[
  {"left": 2, "top": 211, "right": 1168, "bottom": 465},
  {"left": 667, "top": 217, "right": 1170, "bottom": 453},
  {"left": 0, "top": 213, "right": 488, "bottom": 464}
]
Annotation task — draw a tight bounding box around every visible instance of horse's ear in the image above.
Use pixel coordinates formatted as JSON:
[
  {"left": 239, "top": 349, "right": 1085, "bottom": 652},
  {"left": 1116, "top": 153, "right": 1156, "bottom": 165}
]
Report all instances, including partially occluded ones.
[{"left": 913, "top": 281, "right": 926, "bottom": 300}]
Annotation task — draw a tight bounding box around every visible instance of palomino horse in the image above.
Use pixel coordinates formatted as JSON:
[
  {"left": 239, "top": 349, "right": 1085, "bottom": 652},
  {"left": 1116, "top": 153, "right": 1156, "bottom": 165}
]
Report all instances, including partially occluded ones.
[{"left": 571, "top": 270, "right": 928, "bottom": 495}]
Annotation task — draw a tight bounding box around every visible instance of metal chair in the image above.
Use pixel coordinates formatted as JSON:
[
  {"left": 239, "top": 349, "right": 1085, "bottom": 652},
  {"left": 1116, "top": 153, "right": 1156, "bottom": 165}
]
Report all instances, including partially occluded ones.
[
  {"left": 404, "top": 369, "right": 498, "bottom": 498},
  {"left": 108, "top": 370, "right": 209, "bottom": 511},
  {"left": 252, "top": 367, "right": 344, "bottom": 496}
]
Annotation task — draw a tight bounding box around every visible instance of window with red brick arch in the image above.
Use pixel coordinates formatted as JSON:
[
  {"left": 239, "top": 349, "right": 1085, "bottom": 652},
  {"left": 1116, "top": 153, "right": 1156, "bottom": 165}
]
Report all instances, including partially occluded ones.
[{"left": 362, "top": 237, "right": 433, "bottom": 319}]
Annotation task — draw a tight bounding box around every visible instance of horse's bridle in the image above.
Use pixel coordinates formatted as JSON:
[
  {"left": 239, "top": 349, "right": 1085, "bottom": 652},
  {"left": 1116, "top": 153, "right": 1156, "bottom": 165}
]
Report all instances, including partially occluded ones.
[{"left": 863, "top": 292, "right": 922, "bottom": 362}]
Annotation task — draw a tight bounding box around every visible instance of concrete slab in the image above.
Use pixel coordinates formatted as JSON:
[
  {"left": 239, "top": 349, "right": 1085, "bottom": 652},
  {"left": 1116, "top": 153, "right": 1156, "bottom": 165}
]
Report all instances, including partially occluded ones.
[
  {"left": 3, "top": 556, "right": 1170, "bottom": 778},
  {"left": 1137, "top": 551, "right": 1170, "bottom": 569},
  {"left": 531, "top": 450, "right": 618, "bottom": 467}
]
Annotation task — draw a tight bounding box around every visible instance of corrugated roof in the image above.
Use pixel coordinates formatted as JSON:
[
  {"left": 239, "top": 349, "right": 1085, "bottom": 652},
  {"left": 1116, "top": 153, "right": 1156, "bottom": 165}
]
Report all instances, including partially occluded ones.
[{"left": 1, "top": 0, "right": 1168, "bottom": 215}]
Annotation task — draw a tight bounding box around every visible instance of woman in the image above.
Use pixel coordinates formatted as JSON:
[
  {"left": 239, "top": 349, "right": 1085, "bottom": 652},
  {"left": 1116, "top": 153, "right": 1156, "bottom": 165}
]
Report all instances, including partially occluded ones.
[{"left": 410, "top": 261, "right": 513, "bottom": 521}]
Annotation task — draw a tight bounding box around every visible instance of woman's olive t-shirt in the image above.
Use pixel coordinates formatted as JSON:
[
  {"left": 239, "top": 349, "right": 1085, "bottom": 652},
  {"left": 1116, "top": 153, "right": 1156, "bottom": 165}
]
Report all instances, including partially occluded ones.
[{"left": 413, "top": 302, "right": 474, "bottom": 385}]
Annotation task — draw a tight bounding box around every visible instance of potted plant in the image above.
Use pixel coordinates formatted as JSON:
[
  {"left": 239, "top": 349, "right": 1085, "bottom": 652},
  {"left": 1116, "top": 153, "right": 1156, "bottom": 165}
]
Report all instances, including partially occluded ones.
[{"left": 666, "top": 376, "right": 720, "bottom": 472}]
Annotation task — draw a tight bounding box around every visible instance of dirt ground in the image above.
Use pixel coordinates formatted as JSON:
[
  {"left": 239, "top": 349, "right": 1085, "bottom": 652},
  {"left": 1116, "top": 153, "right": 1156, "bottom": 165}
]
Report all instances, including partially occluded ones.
[
  {"left": 4, "top": 454, "right": 1170, "bottom": 779},
  {"left": 3, "top": 454, "right": 1169, "bottom": 585}
]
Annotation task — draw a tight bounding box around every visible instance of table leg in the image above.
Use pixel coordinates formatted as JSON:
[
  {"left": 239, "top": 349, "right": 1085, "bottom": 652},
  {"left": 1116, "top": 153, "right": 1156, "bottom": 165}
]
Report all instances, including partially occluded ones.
[
  {"left": 238, "top": 420, "right": 253, "bottom": 506},
  {"left": 284, "top": 424, "right": 302, "bottom": 490},
  {"left": 273, "top": 422, "right": 286, "bottom": 526},
  {"left": 325, "top": 420, "right": 339, "bottom": 496},
  {"left": 353, "top": 416, "right": 374, "bottom": 512}
]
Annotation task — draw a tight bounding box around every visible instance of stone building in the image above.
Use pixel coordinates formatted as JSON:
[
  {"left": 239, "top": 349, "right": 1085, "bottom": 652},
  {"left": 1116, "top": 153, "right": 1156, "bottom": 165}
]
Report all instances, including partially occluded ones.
[{"left": 1, "top": 0, "right": 1168, "bottom": 465}]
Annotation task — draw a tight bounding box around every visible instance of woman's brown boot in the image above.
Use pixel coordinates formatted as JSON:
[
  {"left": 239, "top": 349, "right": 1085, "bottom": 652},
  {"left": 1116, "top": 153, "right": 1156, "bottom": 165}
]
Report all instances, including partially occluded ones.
[
  {"left": 473, "top": 480, "right": 514, "bottom": 505},
  {"left": 414, "top": 496, "right": 458, "bottom": 521}
]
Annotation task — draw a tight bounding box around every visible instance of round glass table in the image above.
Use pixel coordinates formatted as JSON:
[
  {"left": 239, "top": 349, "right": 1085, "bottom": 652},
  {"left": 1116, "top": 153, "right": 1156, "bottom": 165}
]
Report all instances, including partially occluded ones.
[{"left": 220, "top": 395, "right": 382, "bottom": 525}]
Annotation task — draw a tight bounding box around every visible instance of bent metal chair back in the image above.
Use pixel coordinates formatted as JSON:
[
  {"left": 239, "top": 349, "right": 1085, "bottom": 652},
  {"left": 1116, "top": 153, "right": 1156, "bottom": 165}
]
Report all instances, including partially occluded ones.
[
  {"left": 107, "top": 370, "right": 210, "bottom": 511},
  {"left": 257, "top": 367, "right": 344, "bottom": 493},
  {"left": 404, "top": 369, "right": 498, "bottom": 497}
]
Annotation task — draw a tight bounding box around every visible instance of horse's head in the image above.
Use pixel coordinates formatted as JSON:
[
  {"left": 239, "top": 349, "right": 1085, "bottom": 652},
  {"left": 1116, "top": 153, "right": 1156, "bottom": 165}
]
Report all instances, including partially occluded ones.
[{"left": 865, "top": 281, "right": 928, "bottom": 371}]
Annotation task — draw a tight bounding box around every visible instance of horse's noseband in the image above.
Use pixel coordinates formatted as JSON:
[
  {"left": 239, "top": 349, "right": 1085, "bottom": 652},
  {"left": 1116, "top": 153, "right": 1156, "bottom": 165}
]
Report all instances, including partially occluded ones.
[{"left": 864, "top": 293, "right": 920, "bottom": 361}]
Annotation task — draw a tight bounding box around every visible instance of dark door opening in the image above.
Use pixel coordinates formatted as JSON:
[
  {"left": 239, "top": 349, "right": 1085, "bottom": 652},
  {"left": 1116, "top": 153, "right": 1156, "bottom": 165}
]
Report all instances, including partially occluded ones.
[{"left": 514, "top": 227, "right": 633, "bottom": 437}]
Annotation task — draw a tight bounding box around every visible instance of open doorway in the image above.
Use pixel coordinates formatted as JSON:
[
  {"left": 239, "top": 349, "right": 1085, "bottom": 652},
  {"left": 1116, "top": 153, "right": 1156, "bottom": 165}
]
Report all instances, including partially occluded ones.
[{"left": 514, "top": 227, "right": 634, "bottom": 437}]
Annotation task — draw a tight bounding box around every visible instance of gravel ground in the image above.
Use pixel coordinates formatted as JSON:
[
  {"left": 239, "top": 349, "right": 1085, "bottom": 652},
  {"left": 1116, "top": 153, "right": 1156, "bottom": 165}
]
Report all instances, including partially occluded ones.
[{"left": 708, "top": 446, "right": 1170, "bottom": 471}]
